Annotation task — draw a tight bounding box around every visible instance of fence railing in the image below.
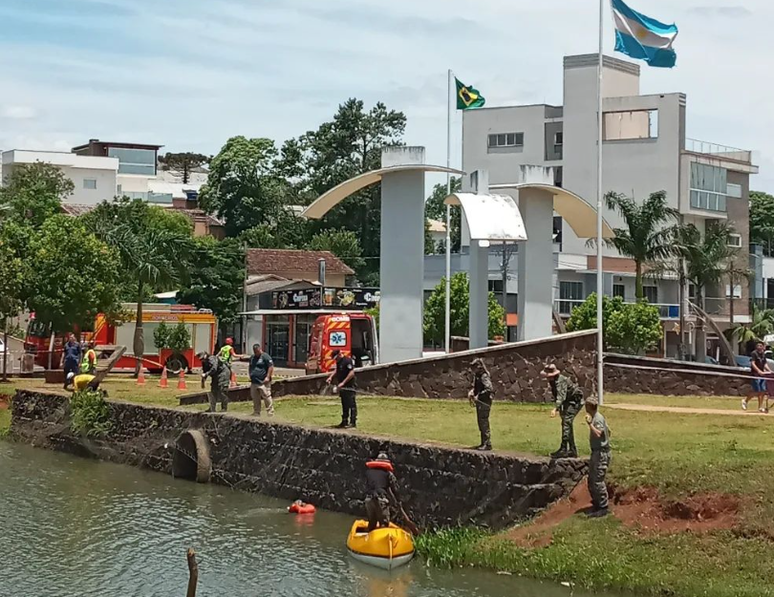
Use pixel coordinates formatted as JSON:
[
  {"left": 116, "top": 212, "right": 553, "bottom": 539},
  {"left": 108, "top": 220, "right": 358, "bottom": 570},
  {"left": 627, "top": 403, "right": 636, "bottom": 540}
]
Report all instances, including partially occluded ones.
[
  {"left": 685, "top": 138, "right": 751, "bottom": 163},
  {"left": 553, "top": 299, "right": 680, "bottom": 319}
]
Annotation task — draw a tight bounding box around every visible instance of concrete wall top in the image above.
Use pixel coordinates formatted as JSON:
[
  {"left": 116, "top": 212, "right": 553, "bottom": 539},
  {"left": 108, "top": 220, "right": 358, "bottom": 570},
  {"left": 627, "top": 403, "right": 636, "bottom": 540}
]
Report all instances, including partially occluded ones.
[{"left": 381, "top": 146, "right": 425, "bottom": 167}]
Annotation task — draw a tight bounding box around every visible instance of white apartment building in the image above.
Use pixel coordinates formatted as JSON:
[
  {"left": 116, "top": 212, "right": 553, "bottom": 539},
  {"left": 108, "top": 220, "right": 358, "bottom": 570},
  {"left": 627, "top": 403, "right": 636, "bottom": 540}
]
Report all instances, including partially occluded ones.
[
  {"left": 425, "top": 53, "right": 759, "bottom": 357},
  {"left": 1, "top": 149, "right": 119, "bottom": 205}
]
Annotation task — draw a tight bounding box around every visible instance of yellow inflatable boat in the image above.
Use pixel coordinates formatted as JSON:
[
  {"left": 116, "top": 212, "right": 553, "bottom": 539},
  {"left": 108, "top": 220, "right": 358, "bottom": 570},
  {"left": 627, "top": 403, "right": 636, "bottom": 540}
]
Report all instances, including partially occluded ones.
[{"left": 346, "top": 520, "right": 415, "bottom": 570}]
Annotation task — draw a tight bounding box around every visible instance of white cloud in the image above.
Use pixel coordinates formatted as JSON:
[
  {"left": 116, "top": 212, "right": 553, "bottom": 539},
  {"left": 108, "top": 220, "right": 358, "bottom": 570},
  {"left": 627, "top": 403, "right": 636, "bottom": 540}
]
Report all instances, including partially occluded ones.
[
  {"left": 0, "top": 0, "right": 770, "bottom": 193},
  {"left": 1, "top": 105, "right": 37, "bottom": 120}
]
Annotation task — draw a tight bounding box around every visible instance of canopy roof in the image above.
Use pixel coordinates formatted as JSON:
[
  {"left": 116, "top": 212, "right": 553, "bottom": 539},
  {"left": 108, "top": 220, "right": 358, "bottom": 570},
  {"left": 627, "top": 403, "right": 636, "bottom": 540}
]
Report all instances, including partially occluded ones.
[{"left": 443, "top": 193, "right": 528, "bottom": 242}]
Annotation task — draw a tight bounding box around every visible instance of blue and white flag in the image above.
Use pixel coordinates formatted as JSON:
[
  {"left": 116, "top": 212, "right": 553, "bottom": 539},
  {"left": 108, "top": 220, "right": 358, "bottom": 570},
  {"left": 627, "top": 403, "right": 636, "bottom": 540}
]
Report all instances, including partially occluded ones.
[{"left": 611, "top": 0, "right": 678, "bottom": 68}]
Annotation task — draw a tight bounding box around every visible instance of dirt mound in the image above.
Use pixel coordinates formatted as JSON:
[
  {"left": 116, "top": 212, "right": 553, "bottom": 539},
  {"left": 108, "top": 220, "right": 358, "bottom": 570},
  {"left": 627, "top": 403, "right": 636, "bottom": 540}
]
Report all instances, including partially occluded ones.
[{"left": 507, "top": 483, "right": 740, "bottom": 548}]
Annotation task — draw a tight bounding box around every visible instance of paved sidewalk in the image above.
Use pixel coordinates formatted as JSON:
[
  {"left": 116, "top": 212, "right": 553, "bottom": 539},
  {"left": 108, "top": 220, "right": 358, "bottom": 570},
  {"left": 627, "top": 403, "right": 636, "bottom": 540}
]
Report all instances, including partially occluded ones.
[{"left": 607, "top": 403, "right": 770, "bottom": 417}]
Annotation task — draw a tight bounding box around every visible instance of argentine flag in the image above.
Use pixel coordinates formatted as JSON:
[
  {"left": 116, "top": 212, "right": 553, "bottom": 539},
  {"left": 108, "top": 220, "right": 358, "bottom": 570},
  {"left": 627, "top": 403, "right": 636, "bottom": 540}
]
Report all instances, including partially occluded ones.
[{"left": 611, "top": 0, "right": 678, "bottom": 68}]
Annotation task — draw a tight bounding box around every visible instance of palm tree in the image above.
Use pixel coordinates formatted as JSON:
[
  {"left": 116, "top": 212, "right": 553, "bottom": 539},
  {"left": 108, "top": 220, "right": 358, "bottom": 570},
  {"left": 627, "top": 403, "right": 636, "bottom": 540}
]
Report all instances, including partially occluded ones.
[
  {"left": 675, "top": 221, "right": 739, "bottom": 362},
  {"left": 732, "top": 305, "right": 774, "bottom": 348},
  {"left": 107, "top": 224, "right": 188, "bottom": 375},
  {"left": 602, "top": 191, "right": 680, "bottom": 300}
]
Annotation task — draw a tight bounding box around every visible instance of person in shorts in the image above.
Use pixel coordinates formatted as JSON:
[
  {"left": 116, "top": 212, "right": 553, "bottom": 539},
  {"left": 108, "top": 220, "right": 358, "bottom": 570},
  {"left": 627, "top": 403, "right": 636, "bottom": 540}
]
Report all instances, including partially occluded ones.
[{"left": 744, "top": 341, "right": 772, "bottom": 413}]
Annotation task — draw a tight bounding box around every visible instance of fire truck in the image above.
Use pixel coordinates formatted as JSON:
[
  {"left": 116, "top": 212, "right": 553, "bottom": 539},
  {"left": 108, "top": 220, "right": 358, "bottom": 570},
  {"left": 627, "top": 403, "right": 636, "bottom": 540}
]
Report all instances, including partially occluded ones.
[{"left": 25, "top": 303, "right": 217, "bottom": 372}]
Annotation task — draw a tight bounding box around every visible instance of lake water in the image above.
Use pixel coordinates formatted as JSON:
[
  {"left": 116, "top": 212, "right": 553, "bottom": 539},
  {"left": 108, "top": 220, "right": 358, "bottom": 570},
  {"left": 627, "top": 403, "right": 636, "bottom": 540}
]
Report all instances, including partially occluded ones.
[{"left": 0, "top": 442, "right": 630, "bottom": 596}]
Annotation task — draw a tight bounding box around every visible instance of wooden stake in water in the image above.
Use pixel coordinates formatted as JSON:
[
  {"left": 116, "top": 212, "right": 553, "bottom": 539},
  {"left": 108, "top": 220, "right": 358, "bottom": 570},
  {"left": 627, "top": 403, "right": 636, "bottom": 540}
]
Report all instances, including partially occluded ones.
[{"left": 186, "top": 548, "right": 198, "bottom": 597}]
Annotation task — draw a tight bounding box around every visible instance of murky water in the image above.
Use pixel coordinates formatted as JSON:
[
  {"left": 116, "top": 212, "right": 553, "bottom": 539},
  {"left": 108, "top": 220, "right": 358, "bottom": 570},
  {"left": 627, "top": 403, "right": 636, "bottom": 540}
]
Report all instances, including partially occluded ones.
[{"left": 0, "top": 442, "right": 629, "bottom": 596}]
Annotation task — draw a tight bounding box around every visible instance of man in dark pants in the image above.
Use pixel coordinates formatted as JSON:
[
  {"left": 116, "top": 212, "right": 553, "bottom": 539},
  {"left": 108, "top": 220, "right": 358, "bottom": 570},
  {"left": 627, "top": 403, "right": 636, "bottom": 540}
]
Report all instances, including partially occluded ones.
[
  {"left": 542, "top": 363, "right": 584, "bottom": 458},
  {"left": 468, "top": 358, "right": 493, "bottom": 451},
  {"left": 198, "top": 351, "right": 230, "bottom": 412},
  {"left": 364, "top": 452, "right": 400, "bottom": 531},
  {"left": 60, "top": 333, "right": 82, "bottom": 390},
  {"left": 327, "top": 349, "right": 356, "bottom": 428}
]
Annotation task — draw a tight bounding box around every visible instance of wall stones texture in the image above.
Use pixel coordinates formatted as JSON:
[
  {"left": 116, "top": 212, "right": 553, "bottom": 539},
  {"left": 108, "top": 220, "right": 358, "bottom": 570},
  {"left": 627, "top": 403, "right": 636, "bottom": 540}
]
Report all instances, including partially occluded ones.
[{"left": 12, "top": 390, "right": 587, "bottom": 531}]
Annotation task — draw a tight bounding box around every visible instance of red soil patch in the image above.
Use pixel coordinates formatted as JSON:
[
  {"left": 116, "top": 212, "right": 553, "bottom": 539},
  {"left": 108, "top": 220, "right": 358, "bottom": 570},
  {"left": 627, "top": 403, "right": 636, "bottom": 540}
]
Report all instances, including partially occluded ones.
[
  {"left": 507, "top": 483, "right": 740, "bottom": 548},
  {"left": 0, "top": 393, "right": 11, "bottom": 410}
]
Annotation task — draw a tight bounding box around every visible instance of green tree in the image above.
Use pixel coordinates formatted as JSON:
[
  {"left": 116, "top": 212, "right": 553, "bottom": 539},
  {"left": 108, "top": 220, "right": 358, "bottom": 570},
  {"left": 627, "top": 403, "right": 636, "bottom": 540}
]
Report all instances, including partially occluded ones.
[
  {"left": 168, "top": 322, "right": 192, "bottom": 353},
  {"left": 606, "top": 300, "right": 663, "bottom": 355},
  {"left": 423, "top": 273, "right": 504, "bottom": 344},
  {"left": 307, "top": 228, "right": 365, "bottom": 273},
  {"left": 675, "top": 221, "right": 739, "bottom": 361},
  {"left": 84, "top": 198, "right": 192, "bottom": 375},
  {"left": 158, "top": 151, "right": 210, "bottom": 184},
  {"left": 750, "top": 191, "right": 774, "bottom": 256},
  {"left": 153, "top": 320, "right": 170, "bottom": 350},
  {"left": 286, "top": 99, "right": 407, "bottom": 282},
  {"left": 26, "top": 215, "right": 122, "bottom": 337},
  {"left": 177, "top": 237, "right": 245, "bottom": 324},
  {"left": 602, "top": 191, "right": 679, "bottom": 300},
  {"left": 240, "top": 209, "right": 311, "bottom": 250},
  {"left": 425, "top": 177, "right": 462, "bottom": 252},
  {"left": 566, "top": 293, "right": 662, "bottom": 354},
  {"left": 732, "top": 305, "right": 774, "bottom": 347},
  {"left": 199, "top": 136, "right": 284, "bottom": 237},
  {"left": 0, "top": 162, "right": 74, "bottom": 228},
  {"left": 0, "top": 230, "right": 25, "bottom": 379}
]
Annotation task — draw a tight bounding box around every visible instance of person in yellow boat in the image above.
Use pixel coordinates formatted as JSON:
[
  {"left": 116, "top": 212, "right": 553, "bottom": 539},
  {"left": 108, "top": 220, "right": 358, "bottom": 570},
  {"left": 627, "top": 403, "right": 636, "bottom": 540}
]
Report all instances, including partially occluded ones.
[{"left": 364, "top": 452, "right": 400, "bottom": 532}]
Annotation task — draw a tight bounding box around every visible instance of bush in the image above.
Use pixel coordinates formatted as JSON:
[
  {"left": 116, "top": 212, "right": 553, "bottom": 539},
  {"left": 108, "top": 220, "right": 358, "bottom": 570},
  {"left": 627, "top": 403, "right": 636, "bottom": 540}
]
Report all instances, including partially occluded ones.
[
  {"left": 153, "top": 320, "right": 170, "bottom": 350},
  {"left": 168, "top": 322, "right": 191, "bottom": 354},
  {"left": 70, "top": 389, "right": 113, "bottom": 437}
]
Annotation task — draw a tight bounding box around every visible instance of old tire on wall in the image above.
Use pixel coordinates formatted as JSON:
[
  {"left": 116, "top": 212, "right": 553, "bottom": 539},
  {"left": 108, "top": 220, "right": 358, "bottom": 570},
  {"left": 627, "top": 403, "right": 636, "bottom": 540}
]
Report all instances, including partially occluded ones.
[{"left": 172, "top": 429, "right": 211, "bottom": 483}]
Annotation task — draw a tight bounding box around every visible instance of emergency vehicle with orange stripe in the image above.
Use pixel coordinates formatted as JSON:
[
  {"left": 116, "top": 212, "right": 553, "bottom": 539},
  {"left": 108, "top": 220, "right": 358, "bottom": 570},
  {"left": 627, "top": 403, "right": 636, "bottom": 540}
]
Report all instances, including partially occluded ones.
[{"left": 305, "top": 312, "right": 378, "bottom": 374}]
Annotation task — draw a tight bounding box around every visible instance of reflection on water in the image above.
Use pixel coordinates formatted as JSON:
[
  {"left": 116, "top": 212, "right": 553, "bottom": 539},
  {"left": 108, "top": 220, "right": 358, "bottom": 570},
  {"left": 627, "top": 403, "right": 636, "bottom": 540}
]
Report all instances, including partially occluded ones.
[{"left": 0, "top": 442, "right": 627, "bottom": 597}]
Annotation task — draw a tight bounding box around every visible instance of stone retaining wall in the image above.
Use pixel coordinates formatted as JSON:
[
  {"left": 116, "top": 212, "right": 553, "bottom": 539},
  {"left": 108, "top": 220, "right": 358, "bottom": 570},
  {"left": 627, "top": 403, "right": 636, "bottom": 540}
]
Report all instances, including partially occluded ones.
[
  {"left": 181, "top": 330, "right": 598, "bottom": 405},
  {"left": 12, "top": 390, "right": 587, "bottom": 531},
  {"left": 604, "top": 363, "right": 750, "bottom": 397}
]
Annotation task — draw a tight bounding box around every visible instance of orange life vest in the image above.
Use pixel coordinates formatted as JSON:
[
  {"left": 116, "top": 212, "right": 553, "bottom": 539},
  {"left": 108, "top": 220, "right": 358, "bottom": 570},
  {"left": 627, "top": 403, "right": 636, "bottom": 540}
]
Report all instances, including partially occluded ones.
[{"left": 366, "top": 460, "right": 394, "bottom": 473}]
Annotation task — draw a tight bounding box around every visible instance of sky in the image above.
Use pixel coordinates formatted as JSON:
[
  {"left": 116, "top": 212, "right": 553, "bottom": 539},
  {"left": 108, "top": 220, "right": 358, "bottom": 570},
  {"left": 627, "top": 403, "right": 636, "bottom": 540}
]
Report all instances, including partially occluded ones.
[{"left": 1, "top": 0, "right": 772, "bottom": 192}]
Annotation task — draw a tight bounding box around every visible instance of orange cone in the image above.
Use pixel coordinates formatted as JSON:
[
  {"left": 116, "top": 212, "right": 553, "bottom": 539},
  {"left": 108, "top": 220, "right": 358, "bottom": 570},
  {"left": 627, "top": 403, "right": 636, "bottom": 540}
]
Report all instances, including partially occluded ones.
[
  {"left": 230, "top": 369, "right": 237, "bottom": 388},
  {"left": 159, "top": 366, "right": 168, "bottom": 388},
  {"left": 137, "top": 367, "right": 146, "bottom": 385},
  {"left": 177, "top": 370, "right": 187, "bottom": 390}
]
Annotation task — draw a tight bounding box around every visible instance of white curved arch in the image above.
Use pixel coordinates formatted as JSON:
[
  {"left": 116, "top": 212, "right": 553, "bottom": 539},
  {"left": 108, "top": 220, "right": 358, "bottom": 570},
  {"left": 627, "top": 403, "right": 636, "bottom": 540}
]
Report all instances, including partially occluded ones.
[
  {"left": 302, "top": 164, "right": 465, "bottom": 220},
  {"left": 488, "top": 183, "right": 615, "bottom": 239},
  {"left": 443, "top": 193, "right": 528, "bottom": 242}
]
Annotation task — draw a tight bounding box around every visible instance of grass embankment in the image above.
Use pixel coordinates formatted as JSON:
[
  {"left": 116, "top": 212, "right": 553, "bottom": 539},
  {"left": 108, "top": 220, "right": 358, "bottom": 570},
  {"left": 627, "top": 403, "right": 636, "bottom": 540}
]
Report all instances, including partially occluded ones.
[{"left": 3, "top": 377, "right": 774, "bottom": 595}]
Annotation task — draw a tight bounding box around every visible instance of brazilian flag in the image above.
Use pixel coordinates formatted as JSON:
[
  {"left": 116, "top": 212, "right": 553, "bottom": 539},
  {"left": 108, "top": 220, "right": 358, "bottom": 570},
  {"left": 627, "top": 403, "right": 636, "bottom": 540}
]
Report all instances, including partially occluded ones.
[{"left": 455, "top": 77, "right": 485, "bottom": 110}]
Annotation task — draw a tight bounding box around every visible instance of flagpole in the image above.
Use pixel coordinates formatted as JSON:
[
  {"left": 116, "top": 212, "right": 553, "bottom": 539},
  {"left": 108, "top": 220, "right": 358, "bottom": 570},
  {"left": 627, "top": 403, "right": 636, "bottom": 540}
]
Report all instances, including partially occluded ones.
[
  {"left": 445, "top": 68, "right": 453, "bottom": 353},
  {"left": 596, "top": 0, "right": 605, "bottom": 405}
]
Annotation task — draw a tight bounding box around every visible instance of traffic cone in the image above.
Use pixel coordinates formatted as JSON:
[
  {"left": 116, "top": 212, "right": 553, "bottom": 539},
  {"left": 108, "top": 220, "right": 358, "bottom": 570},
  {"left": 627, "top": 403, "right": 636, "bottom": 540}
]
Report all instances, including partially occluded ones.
[
  {"left": 159, "top": 366, "right": 168, "bottom": 389},
  {"left": 230, "top": 369, "right": 237, "bottom": 388},
  {"left": 137, "top": 367, "right": 146, "bottom": 385},
  {"left": 177, "top": 370, "right": 187, "bottom": 390}
]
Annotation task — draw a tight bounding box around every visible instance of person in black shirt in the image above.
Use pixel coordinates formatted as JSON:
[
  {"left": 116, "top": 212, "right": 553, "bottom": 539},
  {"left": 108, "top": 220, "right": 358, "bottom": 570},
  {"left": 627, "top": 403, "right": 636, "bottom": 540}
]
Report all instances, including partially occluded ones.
[{"left": 327, "top": 349, "right": 357, "bottom": 428}]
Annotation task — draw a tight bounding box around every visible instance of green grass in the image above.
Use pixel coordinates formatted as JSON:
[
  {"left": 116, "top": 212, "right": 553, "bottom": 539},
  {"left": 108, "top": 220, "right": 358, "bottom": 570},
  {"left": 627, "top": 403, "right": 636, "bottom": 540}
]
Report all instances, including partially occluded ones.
[{"left": 605, "top": 392, "right": 747, "bottom": 411}]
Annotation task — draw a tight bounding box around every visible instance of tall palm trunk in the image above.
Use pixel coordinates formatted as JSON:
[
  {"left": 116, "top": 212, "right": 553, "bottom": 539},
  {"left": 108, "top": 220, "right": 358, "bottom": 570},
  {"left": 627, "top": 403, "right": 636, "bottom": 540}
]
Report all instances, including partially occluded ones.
[
  {"left": 2, "top": 319, "right": 8, "bottom": 381},
  {"left": 635, "top": 260, "right": 643, "bottom": 301},
  {"left": 694, "top": 287, "right": 707, "bottom": 362},
  {"left": 133, "top": 280, "right": 145, "bottom": 377},
  {"left": 729, "top": 278, "right": 736, "bottom": 355}
]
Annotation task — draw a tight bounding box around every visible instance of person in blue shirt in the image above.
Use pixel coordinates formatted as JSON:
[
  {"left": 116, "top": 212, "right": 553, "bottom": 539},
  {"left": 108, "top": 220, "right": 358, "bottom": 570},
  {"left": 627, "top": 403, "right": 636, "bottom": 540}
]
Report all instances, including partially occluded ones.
[
  {"left": 61, "top": 333, "right": 82, "bottom": 390},
  {"left": 249, "top": 344, "right": 274, "bottom": 416}
]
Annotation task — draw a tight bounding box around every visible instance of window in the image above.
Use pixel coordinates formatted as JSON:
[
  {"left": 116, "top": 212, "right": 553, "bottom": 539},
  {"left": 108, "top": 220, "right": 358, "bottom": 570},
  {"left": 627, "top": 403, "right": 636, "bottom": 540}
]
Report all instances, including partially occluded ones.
[
  {"left": 726, "top": 284, "right": 742, "bottom": 299},
  {"left": 83, "top": 178, "right": 97, "bottom": 190},
  {"left": 117, "top": 184, "right": 122, "bottom": 194},
  {"left": 613, "top": 284, "right": 625, "bottom": 299},
  {"left": 554, "top": 132, "right": 563, "bottom": 146},
  {"left": 643, "top": 286, "right": 658, "bottom": 304},
  {"left": 727, "top": 182, "right": 742, "bottom": 198},
  {"left": 552, "top": 216, "right": 563, "bottom": 248},
  {"left": 488, "top": 132, "right": 524, "bottom": 149},
  {"left": 560, "top": 281, "right": 583, "bottom": 300},
  {"left": 553, "top": 166, "right": 563, "bottom": 188},
  {"left": 688, "top": 284, "right": 696, "bottom": 301},
  {"left": 728, "top": 233, "right": 742, "bottom": 248},
  {"left": 108, "top": 147, "right": 157, "bottom": 176},
  {"left": 603, "top": 109, "right": 658, "bottom": 140},
  {"left": 690, "top": 163, "right": 727, "bottom": 212}
]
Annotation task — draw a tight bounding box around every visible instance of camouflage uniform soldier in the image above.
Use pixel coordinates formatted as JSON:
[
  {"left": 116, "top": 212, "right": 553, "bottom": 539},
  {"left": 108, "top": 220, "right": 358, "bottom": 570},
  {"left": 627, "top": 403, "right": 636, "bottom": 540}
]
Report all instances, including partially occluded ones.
[
  {"left": 468, "top": 358, "right": 493, "bottom": 451},
  {"left": 542, "top": 363, "right": 584, "bottom": 458},
  {"left": 585, "top": 395, "right": 611, "bottom": 517},
  {"left": 198, "top": 352, "right": 231, "bottom": 412}
]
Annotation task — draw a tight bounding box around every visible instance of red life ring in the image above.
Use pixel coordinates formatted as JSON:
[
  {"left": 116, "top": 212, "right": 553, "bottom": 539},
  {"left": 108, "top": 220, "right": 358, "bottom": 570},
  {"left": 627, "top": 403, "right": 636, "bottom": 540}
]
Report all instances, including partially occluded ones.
[
  {"left": 288, "top": 502, "right": 316, "bottom": 514},
  {"left": 366, "top": 460, "right": 394, "bottom": 472}
]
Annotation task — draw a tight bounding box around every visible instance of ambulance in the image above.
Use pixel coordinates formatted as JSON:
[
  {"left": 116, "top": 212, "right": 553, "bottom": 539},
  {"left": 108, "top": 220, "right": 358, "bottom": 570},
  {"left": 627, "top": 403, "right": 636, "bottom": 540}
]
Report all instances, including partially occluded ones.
[{"left": 305, "top": 312, "right": 378, "bottom": 374}]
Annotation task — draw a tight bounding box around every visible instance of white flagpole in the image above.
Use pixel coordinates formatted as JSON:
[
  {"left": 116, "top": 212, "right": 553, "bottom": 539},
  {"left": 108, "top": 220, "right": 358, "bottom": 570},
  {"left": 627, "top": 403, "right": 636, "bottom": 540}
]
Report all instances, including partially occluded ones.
[
  {"left": 445, "top": 69, "right": 453, "bottom": 353},
  {"left": 596, "top": 0, "right": 605, "bottom": 404}
]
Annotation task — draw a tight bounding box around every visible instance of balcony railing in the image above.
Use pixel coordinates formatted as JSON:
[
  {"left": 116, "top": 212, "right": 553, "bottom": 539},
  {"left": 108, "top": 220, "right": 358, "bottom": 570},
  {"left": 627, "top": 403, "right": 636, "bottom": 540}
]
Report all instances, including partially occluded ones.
[
  {"left": 685, "top": 138, "right": 751, "bottom": 163},
  {"left": 554, "top": 299, "right": 680, "bottom": 319}
]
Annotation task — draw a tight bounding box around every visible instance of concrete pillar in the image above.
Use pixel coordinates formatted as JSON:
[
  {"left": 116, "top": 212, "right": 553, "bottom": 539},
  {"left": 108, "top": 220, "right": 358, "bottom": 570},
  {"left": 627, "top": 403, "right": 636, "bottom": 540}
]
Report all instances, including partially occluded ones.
[
  {"left": 466, "top": 170, "right": 490, "bottom": 350},
  {"left": 517, "top": 187, "right": 555, "bottom": 341},
  {"left": 379, "top": 147, "right": 426, "bottom": 363},
  {"left": 469, "top": 240, "right": 489, "bottom": 349}
]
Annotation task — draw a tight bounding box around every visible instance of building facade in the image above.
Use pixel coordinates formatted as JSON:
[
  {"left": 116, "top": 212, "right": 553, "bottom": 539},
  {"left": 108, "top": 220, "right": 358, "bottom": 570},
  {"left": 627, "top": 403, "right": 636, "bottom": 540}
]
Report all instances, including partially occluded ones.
[{"left": 455, "top": 53, "right": 758, "bottom": 357}]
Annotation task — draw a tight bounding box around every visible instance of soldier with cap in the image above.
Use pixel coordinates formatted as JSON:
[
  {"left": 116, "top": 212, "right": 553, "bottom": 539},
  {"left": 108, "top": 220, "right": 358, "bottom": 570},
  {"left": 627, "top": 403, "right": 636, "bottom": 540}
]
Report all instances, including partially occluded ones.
[
  {"left": 468, "top": 357, "right": 493, "bottom": 451},
  {"left": 585, "top": 394, "right": 611, "bottom": 517},
  {"left": 198, "top": 351, "right": 231, "bottom": 412},
  {"left": 327, "top": 349, "right": 357, "bottom": 428},
  {"left": 542, "top": 363, "right": 584, "bottom": 458}
]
